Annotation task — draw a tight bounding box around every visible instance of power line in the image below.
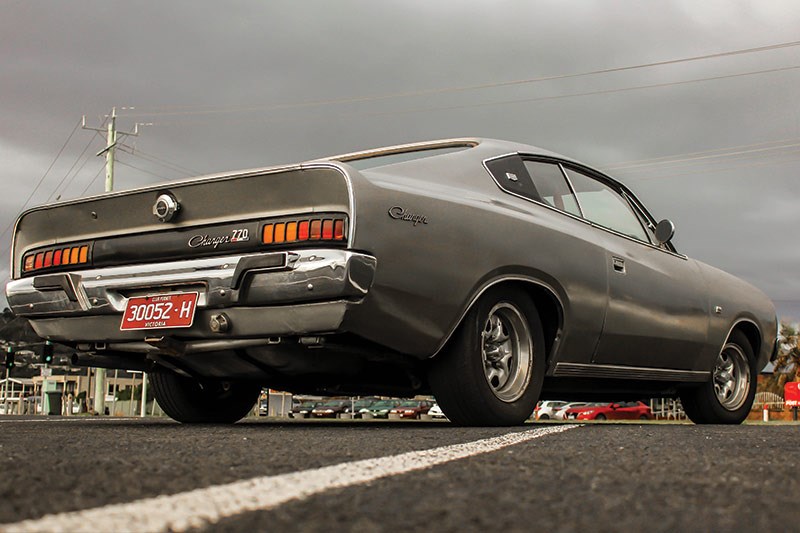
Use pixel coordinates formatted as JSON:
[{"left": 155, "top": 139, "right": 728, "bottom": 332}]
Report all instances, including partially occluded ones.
[
  {"left": 359, "top": 64, "right": 800, "bottom": 121},
  {"left": 0, "top": 119, "right": 81, "bottom": 243},
  {"left": 78, "top": 163, "right": 108, "bottom": 197},
  {"left": 46, "top": 131, "right": 104, "bottom": 202},
  {"left": 144, "top": 63, "right": 800, "bottom": 130},
  {"left": 624, "top": 151, "right": 800, "bottom": 182},
  {"left": 115, "top": 158, "right": 170, "bottom": 181},
  {"left": 116, "top": 144, "right": 198, "bottom": 177},
  {"left": 119, "top": 39, "right": 800, "bottom": 119},
  {"left": 603, "top": 136, "right": 800, "bottom": 170},
  {"left": 606, "top": 141, "right": 800, "bottom": 172}
]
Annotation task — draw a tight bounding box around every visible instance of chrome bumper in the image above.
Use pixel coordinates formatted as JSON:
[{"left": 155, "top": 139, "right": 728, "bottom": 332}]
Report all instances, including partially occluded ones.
[{"left": 6, "top": 249, "right": 376, "bottom": 342}]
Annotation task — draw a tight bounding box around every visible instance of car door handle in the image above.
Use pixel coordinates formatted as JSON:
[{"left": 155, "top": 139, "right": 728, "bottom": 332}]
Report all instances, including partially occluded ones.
[{"left": 612, "top": 257, "right": 626, "bottom": 274}]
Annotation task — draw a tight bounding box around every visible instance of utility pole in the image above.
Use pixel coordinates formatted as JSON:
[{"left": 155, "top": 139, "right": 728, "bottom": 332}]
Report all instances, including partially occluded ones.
[{"left": 82, "top": 107, "right": 144, "bottom": 415}]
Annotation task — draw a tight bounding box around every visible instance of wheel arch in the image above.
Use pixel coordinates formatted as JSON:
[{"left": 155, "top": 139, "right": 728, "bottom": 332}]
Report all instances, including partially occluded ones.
[
  {"left": 433, "top": 276, "right": 565, "bottom": 365},
  {"left": 727, "top": 318, "right": 762, "bottom": 363}
]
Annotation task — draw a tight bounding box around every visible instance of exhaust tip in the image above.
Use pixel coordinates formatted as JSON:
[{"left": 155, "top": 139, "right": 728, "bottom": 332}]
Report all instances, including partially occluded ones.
[{"left": 209, "top": 313, "right": 231, "bottom": 333}]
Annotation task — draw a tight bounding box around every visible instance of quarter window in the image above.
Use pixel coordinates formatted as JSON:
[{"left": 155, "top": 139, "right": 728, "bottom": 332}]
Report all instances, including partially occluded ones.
[
  {"left": 563, "top": 168, "right": 649, "bottom": 242},
  {"left": 485, "top": 155, "right": 540, "bottom": 202},
  {"left": 523, "top": 161, "right": 581, "bottom": 216}
]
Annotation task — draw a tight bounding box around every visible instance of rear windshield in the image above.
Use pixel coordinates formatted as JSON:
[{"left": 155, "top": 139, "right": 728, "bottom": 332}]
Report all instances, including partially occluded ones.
[{"left": 342, "top": 145, "right": 472, "bottom": 170}]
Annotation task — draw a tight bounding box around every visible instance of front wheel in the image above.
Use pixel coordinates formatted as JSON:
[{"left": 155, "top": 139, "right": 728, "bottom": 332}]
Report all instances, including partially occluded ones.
[
  {"left": 680, "top": 331, "right": 756, "bottom": 424},
  {"left": 150, "top": 370, "right": 261, "bottom": 424},
  {"left": 428, "top": 287, "right": 546, "bottom": 426}
]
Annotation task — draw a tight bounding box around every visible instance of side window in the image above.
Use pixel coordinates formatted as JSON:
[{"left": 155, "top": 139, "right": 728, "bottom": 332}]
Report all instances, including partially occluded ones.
[
  {"left": 523, "top": 161, "right": 581, "bottom": 216},
  {"left": 564, "top": 168, "right": 649, "bottom": 242}
]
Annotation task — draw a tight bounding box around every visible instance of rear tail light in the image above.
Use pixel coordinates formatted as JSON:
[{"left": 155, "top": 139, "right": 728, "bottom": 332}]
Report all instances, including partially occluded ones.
[
  {"left": 262, "top": 215, "right": 347, "bottom": 245},
  {"left": 22, "top": 244, "right": 91, "bottom": 274}
]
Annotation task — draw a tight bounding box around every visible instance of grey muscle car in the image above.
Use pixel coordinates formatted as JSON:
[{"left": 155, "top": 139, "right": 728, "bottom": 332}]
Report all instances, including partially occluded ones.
[{"left": 5, "top": 138, "right": 777, "bottom": 426}]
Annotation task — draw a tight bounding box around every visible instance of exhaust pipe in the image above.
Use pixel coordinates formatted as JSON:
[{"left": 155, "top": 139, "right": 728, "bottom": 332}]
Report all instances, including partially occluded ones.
[{"left": 71, "top": 352, "right": 151, "bottom": 372}]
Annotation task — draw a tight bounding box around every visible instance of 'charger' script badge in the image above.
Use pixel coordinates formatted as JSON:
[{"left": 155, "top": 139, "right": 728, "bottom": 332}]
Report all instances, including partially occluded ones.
[{"left": 388, "top": 206, "right": 428, "bottom": 226}]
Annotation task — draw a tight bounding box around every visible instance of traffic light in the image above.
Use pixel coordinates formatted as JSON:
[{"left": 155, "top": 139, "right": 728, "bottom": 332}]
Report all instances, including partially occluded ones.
[
  {"left": 4, "top": 347, "right": 14, "bottom": 369},
  {"left": 41, "top": 341, "right": 54, "bottom": 365}
]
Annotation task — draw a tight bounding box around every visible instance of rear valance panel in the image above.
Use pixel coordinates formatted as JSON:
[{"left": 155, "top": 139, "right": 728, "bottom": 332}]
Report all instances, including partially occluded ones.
[{"left": 11, "top": 166, "right": 351, "bottom": 278}]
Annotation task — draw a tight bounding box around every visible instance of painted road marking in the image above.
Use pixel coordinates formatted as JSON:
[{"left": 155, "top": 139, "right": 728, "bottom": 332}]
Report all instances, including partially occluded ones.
[
  {"left": 0, "top": 425, "right": 579, "bottom": 532},
  {"left": 0, "top": 418, "right": 145, "bottom": 423}
]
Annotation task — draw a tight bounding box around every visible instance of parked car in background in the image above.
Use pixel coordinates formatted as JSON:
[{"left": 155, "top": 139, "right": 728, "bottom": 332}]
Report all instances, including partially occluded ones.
[
  {"left": 344, "top": 397, "right": 378, "bottom": 418},
  {"left": 6, "top": 138, "right": 777, "bottom": 426},
  {"left": 553, "top": 402, "right": 593, "bottom": 420},
  {"left": 565, "top": 401, "right": 653, "bottom": 421},
  {"left": 428, "top": 403, "right": 447, "bottom": 420},
  {"left": 310, "top": 399, "right": 352, "bottom": 418},
  {"left": 288, "top": 400, "right": 321, "bottom": 419},
  {"left": 359, "top": 399, "right": 402, "bottom": 419},
  {"left": 533, "top": 400, "right": 568, "bottom": 420},
  {"left": 389, "top": 399, "right": 434, "bottom": 419}
]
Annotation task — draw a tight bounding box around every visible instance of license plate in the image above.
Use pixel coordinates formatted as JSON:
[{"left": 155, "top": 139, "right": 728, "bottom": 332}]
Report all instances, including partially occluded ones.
[{"left": 120, "top": 292, "right": 199, "bottom": 331}]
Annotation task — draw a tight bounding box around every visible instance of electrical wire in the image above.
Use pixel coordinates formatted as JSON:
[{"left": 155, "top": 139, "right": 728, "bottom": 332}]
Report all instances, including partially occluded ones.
[
  {"left": 623, "top": 151, "right": 800, "bottom": 182},
  {"left": 359, "top": 65, "right": 800, "bottom": 121},
  {"left": 114, "top": 158, "right": 170, "bottom": 181},
  {"left": 143, "top": 64, "right": 800, "bottom": 129},
  {"left": 603, "top": 136, "right": 800, "bottom": 170},
  {"left": 78, "top": 163, "right": 108, "bottom": 197},
  {"left": 606, "top": 142, "right": 800, "bottom": 172},
  {"left": 119, "top": 39, "right": 800, "bottom": 119},
  {"left": 0, "top": 119, "right": 81, "bottom": 243},
  {"left": 45, "top": 131, "right": 103, "bottom": 202},
  {"left": 116, "top": 144, "right": 198, "bottom": 177}
]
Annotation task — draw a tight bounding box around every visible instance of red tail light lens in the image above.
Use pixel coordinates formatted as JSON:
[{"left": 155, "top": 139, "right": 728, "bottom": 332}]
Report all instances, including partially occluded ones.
[
  {"left": 261, "top": 215, "right": 347, "bottom": 246},
  {"left": 22, "top": 244, "right": 91, "bottom": 274}
]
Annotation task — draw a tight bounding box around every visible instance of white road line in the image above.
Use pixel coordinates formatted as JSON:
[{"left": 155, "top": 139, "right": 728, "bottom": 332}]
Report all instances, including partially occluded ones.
[
  {"left": 0, "top": 424, "right": 579, "bottom": 533},
  {"left": 0, "top": 418, "right": 144, "bottom": 423}
]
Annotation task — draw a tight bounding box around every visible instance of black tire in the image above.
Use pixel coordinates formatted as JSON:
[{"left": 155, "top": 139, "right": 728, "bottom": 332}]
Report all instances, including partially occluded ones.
[
  {"left": 639, "top": 415, "right": 649, "bottom": 421},
  {"left": 595, "top": 413, "right": 607, "bottom": 421},
  {"left": 150, "top": 370, "right": 261, "bottom": 424},
  {"left": 428, "top": 287, "right": 546, "bottom": 426},
  {"left": 538, "top": 414, "right": 550, "bottom": 420},
  {"left": 680, "top": 331, "right": 757, "bottom": 425}
]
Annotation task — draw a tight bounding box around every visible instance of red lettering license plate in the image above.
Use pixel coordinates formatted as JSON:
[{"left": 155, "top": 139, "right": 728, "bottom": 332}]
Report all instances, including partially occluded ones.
[{"left": 120, "top": 292, "right": 199, "bottom": 331}]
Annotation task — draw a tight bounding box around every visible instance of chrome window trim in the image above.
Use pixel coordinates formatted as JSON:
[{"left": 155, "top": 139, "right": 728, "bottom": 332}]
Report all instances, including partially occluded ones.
[
  {"left": 557, "top": 162, "right": 584, "bottom": 218},
  {"left": 482, "top": 152, "right": 688, "bottom": 261},
  {"left": 324, "top": 138, "right": 480, "bottom": 164}
]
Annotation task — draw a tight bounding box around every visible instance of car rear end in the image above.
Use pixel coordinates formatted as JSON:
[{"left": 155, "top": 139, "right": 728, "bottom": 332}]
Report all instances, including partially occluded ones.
[{"left": 6, "top": 163, "right": 376, "bottom": 369}]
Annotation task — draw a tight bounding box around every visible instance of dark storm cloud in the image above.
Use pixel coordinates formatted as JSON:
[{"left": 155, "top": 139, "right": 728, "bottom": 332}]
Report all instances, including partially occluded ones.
[{"left": 1, "top": 0, "right": 799, "bottom": 317}]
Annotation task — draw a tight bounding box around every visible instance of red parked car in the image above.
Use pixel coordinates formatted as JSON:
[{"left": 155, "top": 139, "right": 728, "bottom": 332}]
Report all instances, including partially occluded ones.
[
  {"left": 389, "top": 400, "right": 434, "bottom": 419},
  {"left": 564, "top": 401, "right": 653, "bottom": 421}
]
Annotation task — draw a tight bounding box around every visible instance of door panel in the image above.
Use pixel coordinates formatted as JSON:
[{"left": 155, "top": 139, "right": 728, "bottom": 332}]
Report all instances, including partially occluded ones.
[{"left": 592, "top": 236, "right": 710, "bottom": 370}]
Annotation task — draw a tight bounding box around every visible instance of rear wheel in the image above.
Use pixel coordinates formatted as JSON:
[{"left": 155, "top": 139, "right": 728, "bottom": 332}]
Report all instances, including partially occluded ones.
[
  {"left": 428, "top": 287, "right": 546, "bottom": 426},
  {"left": 680, "top": 331, "right": 756, "bottom": 424},
  {"left": 150, "top": 370, "right": 261, "bottom": 424}
]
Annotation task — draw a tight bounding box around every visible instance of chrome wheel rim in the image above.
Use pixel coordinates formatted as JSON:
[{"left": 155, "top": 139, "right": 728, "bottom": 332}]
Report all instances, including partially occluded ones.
[
  {"left": 481, "top": 302, "right": 533, "bottom": 403},
  {"left": 713, "top": 343, "right": 750, "bottom": 411}
]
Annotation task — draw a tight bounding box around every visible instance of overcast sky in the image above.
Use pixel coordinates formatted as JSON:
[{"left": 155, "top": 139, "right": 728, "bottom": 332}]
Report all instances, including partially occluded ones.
[{"left": 2, "top": 1, "right": 800, "bottom": 319}]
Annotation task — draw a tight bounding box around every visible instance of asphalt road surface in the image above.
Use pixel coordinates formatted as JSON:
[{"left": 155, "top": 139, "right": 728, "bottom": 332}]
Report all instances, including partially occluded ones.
[{"left": 0, "top": 417, "right": 797, "bottom": 532}]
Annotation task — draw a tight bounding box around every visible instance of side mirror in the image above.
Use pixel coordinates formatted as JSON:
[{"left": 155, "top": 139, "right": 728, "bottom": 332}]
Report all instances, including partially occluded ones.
[{"left": 655, "top": 219, "right": 675, "bottom": 245}]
